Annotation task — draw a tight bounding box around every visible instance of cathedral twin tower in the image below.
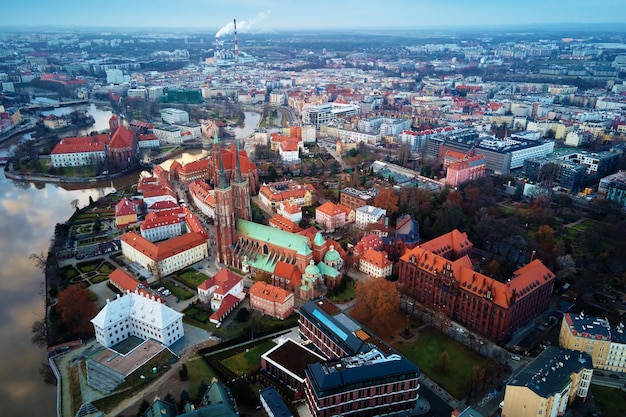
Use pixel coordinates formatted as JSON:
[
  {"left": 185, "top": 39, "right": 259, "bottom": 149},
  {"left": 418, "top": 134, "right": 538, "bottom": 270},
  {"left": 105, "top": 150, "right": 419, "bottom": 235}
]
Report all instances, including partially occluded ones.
[{"left": 212, "top": 128, "right": 251, "bottom": 266}]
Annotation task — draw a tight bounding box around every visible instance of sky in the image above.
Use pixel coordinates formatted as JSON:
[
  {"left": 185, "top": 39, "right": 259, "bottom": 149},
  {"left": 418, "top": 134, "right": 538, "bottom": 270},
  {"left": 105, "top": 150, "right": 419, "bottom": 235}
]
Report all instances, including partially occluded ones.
[{"left": 3, "top": 0, "right": 626, "bottom": 32}]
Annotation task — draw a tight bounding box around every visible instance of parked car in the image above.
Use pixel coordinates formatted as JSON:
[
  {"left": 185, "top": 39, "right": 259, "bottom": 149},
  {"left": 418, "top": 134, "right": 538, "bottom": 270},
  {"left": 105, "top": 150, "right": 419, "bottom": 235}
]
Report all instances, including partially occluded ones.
[
  {"left": 593, "top": 370, "right": 604, "bottom": 376},
  {"left": 609, "top": 373, "right": 619, "bottom": 379},
  {"left": 511, "top": 355, "right": 521, "bottom": 361}
]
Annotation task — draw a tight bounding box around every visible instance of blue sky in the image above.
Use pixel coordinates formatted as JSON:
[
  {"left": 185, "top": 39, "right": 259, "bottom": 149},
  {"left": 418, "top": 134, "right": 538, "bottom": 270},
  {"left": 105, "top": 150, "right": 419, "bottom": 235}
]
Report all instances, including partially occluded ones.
[{"left": 4, "top": 0, "right": 626, "bottom": 31}]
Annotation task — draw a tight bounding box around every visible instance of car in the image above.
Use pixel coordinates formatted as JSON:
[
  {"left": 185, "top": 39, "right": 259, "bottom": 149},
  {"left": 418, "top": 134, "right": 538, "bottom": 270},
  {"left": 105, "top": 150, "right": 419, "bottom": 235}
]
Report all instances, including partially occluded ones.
[
  {"left": 163, "top": 290, "right": 171, "bottom": 296},
  {"left": 609, "top": 373, "right": 619, "bottom": 379},
  {"left": 511, "top": 355, "right": 521, "bottom": 361},
  {"left": 158, "top": 286, "right": 165, "bottom": 293},
  {"left": 593, "top": 370, "right": 604, "bottom": 376},
  {"left": 216, "top": 322, "right": 222, "bottom": 328}
]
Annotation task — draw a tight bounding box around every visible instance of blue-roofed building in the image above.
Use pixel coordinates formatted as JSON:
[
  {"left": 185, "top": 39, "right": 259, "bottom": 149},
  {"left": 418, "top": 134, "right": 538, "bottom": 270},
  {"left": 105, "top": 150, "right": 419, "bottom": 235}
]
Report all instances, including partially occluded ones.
[
  {"left": 297, "top": 298, "right": 421, "bottom": 417},
  {"left": 260, "top": 386, "right": 293, "bottom": 417},
  {"left": 502, "top": 347, "right": 592, "bottom": 417},
  {"left": 299, "top": 298, "right": 372, "bottom": 359},
  {"left": 304, "top": 349, "right": 420, "bottom": 417}
]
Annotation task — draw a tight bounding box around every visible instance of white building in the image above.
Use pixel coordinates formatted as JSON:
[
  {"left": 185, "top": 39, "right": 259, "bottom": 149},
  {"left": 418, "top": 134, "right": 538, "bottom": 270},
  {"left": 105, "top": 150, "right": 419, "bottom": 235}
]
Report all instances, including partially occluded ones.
[
  {"left": 174, "top": 122, "right": 202, "bottom": 140},
  {"left": 91, "top": 291, "right": 184, "bottom": 348},
  {"left": 140, "top": 212, "right": 183, "bottom": 242},
  {"left": 332, "top": 128, "right": 381, "bottom": 145},
  {"left": 153, "top": 124, "right": 182, "bottom": 144},
  {"left": 399, "top": 130, "right": 427, "bottom": 151},
  {"left": 277, "top": 200, "right": 302, "bottom": 224},
  {"left": 127, "top": 88, "right": 147, "bottom": 100},
  {"left": 355, "top": 205, "right": 387, "bottom": 230},
  {"left": 197, "top": 268, "right": 245, "bottom": 309},
  {"left": 147, "top": 86, "right": 165, "bottom": 101},
  {"left": 359, "top": 249, "right": 393, "bottom": 278},
  {"left": 120, "top": 232, "right": 208, "bottom": 277},
  {"left": 302, "top": 125, "right": 316, "bottom": 143},
  {"left": 270, "top": 92, "right": 286, "bottom": 106},
  {"left": 161, "top": 108, "right": 189, "bottom": 124},
  {"left": 279, "top": 142, "right": 300, "bottom": 164},
  {"left": 302, "top": 103, "right": 359, "bottom": 129}
]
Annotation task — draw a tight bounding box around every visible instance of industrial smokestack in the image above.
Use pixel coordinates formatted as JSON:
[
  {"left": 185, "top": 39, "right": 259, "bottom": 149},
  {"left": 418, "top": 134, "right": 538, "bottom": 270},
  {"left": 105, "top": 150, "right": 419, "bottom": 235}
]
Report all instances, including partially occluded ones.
[
  {"left": 233, "top": 18, "right": 239, "bottom": 62},
  {"left": 215, "top": 36, "right": 219, "bottom": 60}
]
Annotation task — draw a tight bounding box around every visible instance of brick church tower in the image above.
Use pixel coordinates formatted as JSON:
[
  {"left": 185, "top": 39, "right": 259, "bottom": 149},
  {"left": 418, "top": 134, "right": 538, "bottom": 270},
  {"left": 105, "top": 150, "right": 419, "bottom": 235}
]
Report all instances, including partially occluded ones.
[
  {"left": 232, "top": 139, "right": 252, "bottom": 221},
  {"left": 214, "top": 146, "right": 236, "bottom": 265},
  {"left": 212, "top": 127, "right": 252, "bottom": 266}
]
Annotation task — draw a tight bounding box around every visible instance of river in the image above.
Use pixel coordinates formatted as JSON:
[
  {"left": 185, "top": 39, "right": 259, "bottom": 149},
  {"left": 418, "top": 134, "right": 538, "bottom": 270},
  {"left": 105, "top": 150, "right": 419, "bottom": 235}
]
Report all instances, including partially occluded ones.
[
  {"left": 0, "top": 106, "right": 261, "bottom": 416},
  {"left": 0, "top": 146, "right": 213, "bottom": 416}
]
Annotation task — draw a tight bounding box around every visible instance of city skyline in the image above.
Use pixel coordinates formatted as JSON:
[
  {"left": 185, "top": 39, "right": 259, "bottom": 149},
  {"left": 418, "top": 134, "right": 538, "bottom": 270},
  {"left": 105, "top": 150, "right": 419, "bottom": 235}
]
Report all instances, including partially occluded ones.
[{"left": 4, "top": 0, "right": 626, "bottom": 32}]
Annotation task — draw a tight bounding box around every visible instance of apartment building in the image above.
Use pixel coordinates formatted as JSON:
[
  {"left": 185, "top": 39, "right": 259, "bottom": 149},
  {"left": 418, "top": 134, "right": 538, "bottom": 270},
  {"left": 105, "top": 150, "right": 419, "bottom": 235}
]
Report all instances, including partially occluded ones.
[{"left": 502, "top": 347, "right": 592, "bottom": 417}]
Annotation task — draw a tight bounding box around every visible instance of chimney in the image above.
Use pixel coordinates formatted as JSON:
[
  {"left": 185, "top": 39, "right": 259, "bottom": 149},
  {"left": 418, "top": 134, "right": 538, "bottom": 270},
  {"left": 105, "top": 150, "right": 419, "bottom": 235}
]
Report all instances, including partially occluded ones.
[
  {"left": 233, "top": 18, "right": 239, "bottom": 62},
  {"left": 215, "top": 36, "right": 219, "bottom": 60}
]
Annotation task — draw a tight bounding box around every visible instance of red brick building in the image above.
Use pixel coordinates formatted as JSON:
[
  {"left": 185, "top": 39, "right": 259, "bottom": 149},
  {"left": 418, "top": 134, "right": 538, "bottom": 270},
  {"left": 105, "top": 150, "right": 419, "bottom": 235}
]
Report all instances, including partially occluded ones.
[{"left": 398, "top": 230, "right": 555, "bottom": 342}]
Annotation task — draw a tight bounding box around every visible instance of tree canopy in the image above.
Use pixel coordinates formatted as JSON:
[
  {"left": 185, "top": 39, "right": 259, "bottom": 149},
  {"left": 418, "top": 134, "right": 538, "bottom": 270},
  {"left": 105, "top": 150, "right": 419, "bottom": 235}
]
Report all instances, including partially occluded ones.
[
  {"left": 350, "top": 278, "right": 400, "bottom": 338},
  {"left": 56, "top": 283, "right": 97, "bottom": 338}
]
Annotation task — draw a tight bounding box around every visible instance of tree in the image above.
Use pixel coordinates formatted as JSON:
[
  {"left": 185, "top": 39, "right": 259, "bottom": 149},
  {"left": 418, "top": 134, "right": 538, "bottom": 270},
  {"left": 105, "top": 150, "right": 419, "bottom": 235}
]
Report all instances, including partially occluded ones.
[
  {"left": 436, "top": 350, "right": 450, "bottom": 374},
  {"left": 31, "top": 319, "right": 48, "bottom": 348},
  {"left": 180, "top": 390, "right": 191, "bottom": 407},
  {"left": 267, "top": 165, "right": 278, "bottom": 182},
  {"left": 163, "top": 393, "right": 176, "bottom": 405},
  {"left": 373, "top": 188, "right": 399, "bottom": 218},
  {"left": 236, "top": 307, "right": 250, "bottom": 322},
  {"left": 55, "top": 283, "right": 97, "bottom": 338},
  {"left": 196, "top": 380, "right": 209, "bottom": 401},
  {"left": 179, "top": 363, "right": 188, "bottom": 381},
  {"left": 137, "top": 399, "right": 150, "bottom": 417},
  {"left": 254, "top": 271, "right": 272, "bottom": 283},
  {"left": 350, "top": 278, "right": 400, "bottom": 338}
]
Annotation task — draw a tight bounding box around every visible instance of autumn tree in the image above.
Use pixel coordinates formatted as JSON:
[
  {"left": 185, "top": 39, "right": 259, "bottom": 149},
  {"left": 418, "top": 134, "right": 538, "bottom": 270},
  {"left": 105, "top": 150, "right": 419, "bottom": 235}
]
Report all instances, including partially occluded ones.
[
  {"left": 55, "top": 283, "right": 97, "bottom": 338},
  {"left": 373, "top": 187, "right": 399, "bottom": 218},
  {"left": 255, "top": 271, "right": 272, "bottom": 283},
  {"left": 350, "top": 278, "right": 400, "bottom": 339}
]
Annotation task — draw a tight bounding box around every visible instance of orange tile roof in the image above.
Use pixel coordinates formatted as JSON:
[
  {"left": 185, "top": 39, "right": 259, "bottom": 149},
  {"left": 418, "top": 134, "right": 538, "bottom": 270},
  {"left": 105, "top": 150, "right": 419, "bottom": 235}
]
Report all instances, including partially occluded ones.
[
  {"left": 51, "top": 134, "right": 110, "bottom": 154},
  {"left": 250, "top": 281, "right": 292, "bottom": 303},
  {"left": 140, "top": 211, "right": 181, "bottom": 230},
  {"left": 316, "top": 201, "right": 344, "bottom": 217},
  {"left": 121, "top": 231, "right": 206, "bottom": 262},
  {"left": 273, "top": 261, "right": 302, "bottom": 286},
  {"left": 280, "top": 200, "right": 302, "bottom": 215},
  {"left": 108, "top": 268, "right": 164, "bottom": 303},
  {"left": 361, "top": 249, "right": 392, "bottom": 268},
  {"left": 419, "top": 229, "right": 472, "bottom": 255},
  {"left": 269, "top": 215, "right": 302, "bottom": 233},
  {"left": 115, "top": 198, "right": 136, "bottom": 217},
  {"left": 198, "top": 268, "right": 242, "bottom": 294},
  {"left": 109, "top": 125, "right": 134, "bottom": 149}
]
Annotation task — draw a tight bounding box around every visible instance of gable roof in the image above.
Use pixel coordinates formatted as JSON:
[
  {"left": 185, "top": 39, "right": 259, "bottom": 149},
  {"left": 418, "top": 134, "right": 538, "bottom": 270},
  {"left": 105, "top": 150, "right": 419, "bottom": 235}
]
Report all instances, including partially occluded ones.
[{"left": 237, "top": 219, "right": 312, "bottom": 256}]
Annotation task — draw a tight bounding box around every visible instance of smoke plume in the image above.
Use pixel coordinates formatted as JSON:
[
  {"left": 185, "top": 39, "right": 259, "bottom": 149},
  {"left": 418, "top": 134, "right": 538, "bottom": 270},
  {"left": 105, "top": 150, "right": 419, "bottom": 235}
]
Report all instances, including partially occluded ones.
[{"left": 215, "top": 10, "right": 271, "bottom": 38}]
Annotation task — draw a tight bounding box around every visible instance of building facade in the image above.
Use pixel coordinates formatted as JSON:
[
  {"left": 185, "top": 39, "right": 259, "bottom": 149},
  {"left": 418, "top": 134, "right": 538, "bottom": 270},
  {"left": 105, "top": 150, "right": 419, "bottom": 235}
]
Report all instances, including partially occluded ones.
[
  {"left": 91, "top": 291, "right": 184, "bottom": 348},
  {"left": 249, "top": 281, "right": 295, "bottom": 319},
  {"left": 398, "top": 230, "right": 555, "bottom": 342},
  {"left": 502, "top": 347, "right": 592, "bottom": 417}
]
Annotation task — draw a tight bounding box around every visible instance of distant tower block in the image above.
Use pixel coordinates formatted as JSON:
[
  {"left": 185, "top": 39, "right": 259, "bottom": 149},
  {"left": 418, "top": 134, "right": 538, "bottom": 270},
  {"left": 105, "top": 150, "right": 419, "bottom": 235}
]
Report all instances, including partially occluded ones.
[{"left": 233, "top": 18, "right": 239, "bottom": 62}]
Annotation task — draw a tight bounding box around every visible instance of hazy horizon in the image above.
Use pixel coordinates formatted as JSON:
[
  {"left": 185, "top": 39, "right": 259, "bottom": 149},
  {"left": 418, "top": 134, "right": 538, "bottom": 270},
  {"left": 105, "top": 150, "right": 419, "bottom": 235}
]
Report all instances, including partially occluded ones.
[{"left": 4, "top": 0, "right": 626, "bottom": 34}]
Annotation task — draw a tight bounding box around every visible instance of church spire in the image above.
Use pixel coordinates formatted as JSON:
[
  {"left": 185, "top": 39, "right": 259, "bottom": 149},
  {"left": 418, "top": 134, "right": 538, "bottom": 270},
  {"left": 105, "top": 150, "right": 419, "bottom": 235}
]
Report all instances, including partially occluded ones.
[
  {"left": 234, "top": 139, "right": 243, "bottom": 182},
  {"left": 218, "top": 146, "right": 228, "bottom": 189},
  {"left": 213, "top": 122, "right": 219, "bottom": 145}
]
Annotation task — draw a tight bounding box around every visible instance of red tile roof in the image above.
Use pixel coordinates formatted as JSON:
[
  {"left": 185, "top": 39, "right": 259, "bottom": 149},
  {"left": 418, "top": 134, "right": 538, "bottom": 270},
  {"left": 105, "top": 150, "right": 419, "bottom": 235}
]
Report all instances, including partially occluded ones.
[
  {"left": 121, "top": 231, "right": 206, "bottom": 262},
  {"left": 115, "top": 198, "right": 136, "bottom": 217},
  {"left": 361, "top": 249, "right": 392, "bottom": 268},
  {"left": 273, "top": 261, "right": 302, "bottom": 287},
  {"left": 108, "top": 124, "right": 134, "bottom": 149},
  {"left": 209, "top": 294, "right": 241, "bottom": 323},
  {"left": 316, "top": 201, "right": 344, "bottom": 217},
  {"left": 108, "top": 268, "right": 164, "bottom": 303},
  {"left": 250, "top": 281, "right": 292, "bottom": 303}
]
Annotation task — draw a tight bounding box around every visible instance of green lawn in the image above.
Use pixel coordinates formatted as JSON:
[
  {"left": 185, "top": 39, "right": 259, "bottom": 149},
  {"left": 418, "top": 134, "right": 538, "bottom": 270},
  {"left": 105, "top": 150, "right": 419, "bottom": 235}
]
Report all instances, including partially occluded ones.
[
  {"left": 186, "top": 354, "right": 217, "bottom": 400},
  {"left": 592, "top": 385, "right": 626, "bottom": 417},
  {"left": 221, "top": 340, "right": 276, "bottom": 376},
  {"left": 394, "top": 326, "right": 492, "bottom": 400},
  {"left": 98, "top": 262, "right": 116, "bottom": 274},
  {"left": 174, "top": 268, "right": 210, "bottom": 289},
  {"left": 329, "top": 280, "right": 356, "bottom": 303},
  {"left": 76, "top": 260, "right": 100, "bottom": 273},
  {"left": 164, "top": 282, "right": 194, "bottom": 300}
]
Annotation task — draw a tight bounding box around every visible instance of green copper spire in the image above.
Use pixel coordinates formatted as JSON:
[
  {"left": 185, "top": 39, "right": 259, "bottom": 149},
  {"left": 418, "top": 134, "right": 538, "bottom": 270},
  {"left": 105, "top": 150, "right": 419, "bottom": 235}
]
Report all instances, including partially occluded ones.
[{"left": 213, "top": 121, "right": 219, "bottom": 145}]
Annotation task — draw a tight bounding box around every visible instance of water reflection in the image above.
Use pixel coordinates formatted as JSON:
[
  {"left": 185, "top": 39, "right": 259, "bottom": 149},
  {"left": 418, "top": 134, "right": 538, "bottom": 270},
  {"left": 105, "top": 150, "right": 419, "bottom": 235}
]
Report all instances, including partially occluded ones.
[
  {"left": 0, "top": 175, "right": 111, "bottom": 416},
  {"left": 42, "top": 104, "right": 113, "bottom": 135}
]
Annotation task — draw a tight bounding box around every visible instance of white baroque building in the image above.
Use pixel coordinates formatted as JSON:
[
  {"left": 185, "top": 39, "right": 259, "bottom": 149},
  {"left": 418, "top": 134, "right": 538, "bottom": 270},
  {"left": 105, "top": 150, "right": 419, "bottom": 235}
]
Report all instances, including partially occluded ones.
[
  {"left": 120, "top": 232, "right": 208, "bottom": 277},
  {"left": 91, "top": 291, "right": 184, "bottom": 348}
]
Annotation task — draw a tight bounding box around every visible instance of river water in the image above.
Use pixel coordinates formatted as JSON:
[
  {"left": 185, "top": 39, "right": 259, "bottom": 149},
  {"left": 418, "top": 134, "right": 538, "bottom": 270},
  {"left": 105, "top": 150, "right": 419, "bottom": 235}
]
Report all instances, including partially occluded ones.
[{"left": 0, "top": 106, "right": 261, "bottom": 416}]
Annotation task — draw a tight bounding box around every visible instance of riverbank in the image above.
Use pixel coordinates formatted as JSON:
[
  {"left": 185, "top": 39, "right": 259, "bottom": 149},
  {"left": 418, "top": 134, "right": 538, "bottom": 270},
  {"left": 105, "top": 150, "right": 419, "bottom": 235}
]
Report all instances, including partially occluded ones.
[{"left": 3, "top": 162, "right": 143, "bottom": 185}]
